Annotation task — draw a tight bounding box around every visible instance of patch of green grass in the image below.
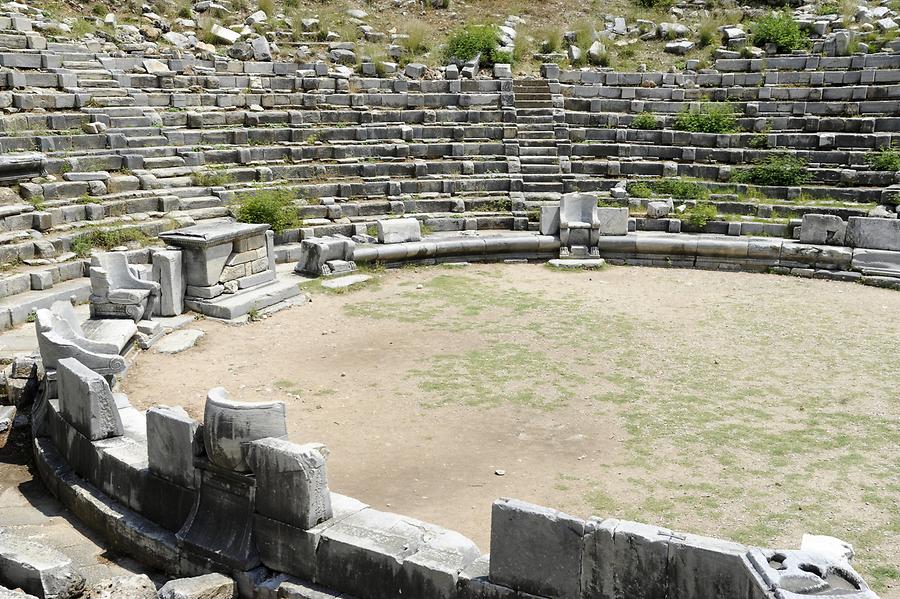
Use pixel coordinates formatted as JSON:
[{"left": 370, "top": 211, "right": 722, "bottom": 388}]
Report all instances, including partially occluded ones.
[
  {"left": 70, "top": 227, "right": 150, "bottom": 258},
  {"left": 192, "top": 167, "right": 234, "bottom": 187}
]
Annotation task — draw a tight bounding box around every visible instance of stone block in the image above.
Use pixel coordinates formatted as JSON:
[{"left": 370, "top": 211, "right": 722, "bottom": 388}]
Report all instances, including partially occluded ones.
[
  {"left": 57, "top": 357, "right": 123, "bottom": 441},
  {"left": 30, "top": 270, "right": 53, "bottom": 291},
  {"left": 157, "top": 573, "right": 237, "bottom": 598},
  {"left": 488, "top": 498, "right": 585, "bottom": 597},
  {"left": 851, "top": 248, "right": 900, "bottom": 276},
  {"left": 248, "top": 438, "right": 332, "bottom": 530},
  {"left": 147, "top": 405, "right": 200, "bottom": 489},
  {"left": 800, "top": 214, "right": 846, "bottom": 246},
  {"left": 0, "top": 532, "right": 85, "bottom": 599},
  {"left": 203, "top": 387, "right": 287, "bottom": 473},
  {"left": 540, "top": 206, "right": 560, "bottom": 236},
  {"left": 597, "top": 207, "right": 628, "bottom": 236},
  {"left": 846, "top": 216, "right": 900, "bottom": 250},
  {"left": 0, "top": 405, "right": 15, "bottom": 449},
  {"left": 377, "top": 218, "right": 421, "bottom": 244},
  {"left": 400, "top": 528, "right": 481, "bottom": 599},
  {"left": 667, "top": 533, "right": 756, "bottom": 599},
  {"left": 152, "top": 250, "right": 185, "bottom": 316},
  {"left": 316, "top": 509, "right": 435, "bottom": 599}
]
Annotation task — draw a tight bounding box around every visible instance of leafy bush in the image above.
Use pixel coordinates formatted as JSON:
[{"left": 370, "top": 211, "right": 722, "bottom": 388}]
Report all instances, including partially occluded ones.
[
  {"left": 674, "top": 103, "right": 739, "bottom": 133},
  {"left": 234, "top": 190, "right": 299, "bottom": 232},
  {"left": 682, "top": 203, "right": 718, "bottom": 227},
  {"left": 631, "top": 112, "right": 660, "bottom": 129},
  {"left": 445, "top": 24, "right": 500, "bottom": 65},
  {"left": 865, "top": 146, "right": 900, "bottom": 171},
  {"left": 71, "top": 228, "right": 149, "bottom": 258},
  {"left": 625, "top": 179, "right": 709, "bottom": 200},
  {"left": 626, "top": 182, "right": 653, "bottom": 198},
  {"left": 750, "top": 12, "right": 809, "bottom": 53},
  {"left": 732, "top": 153, "right": 810, "bottom": 186}
]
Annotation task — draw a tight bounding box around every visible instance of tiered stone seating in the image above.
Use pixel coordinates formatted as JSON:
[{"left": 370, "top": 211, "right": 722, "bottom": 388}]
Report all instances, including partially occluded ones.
[{"left": 0, "top": 5, "right": 898, "bottom": 330}]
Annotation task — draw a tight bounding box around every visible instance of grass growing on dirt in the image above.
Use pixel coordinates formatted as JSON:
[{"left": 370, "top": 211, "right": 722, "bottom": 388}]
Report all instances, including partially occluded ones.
[{"left": 339, "top": 267, "right": 900, "bottom": 592}]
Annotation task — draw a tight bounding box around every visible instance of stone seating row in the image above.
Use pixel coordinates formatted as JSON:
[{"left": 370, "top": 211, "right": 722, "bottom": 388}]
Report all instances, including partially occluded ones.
[
  {"left": 566, "top": 97, "right": 900, "bottom": 118},
  {"left": 568, "top": 110, "right": 900, "bottom": 134},
  {"left": 569, "top": 141, "right": 900, "bottom": 175},
  {"left": 563, "top": 82, "right": 900, "bottom": 102}
]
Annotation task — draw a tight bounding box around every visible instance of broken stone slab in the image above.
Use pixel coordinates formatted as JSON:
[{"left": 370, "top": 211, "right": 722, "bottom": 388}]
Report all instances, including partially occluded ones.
[
  {"left": 57, "top": 357, "right": 124, "bottom": 441},
  {"left": 211, "top": 24, "right": 240, "bottom": 44},
  {"left": 665, "top": 40, "right": 695, "bottom": 54},
  {"left": 0, "top": 406, "right": 15, "bottom": 449},
  {"left": 152, "top": 250, "right": 185, "bottom": 317},
  {"left": 248, "top": 438, "right": 332, "bottom": 530},
  {"left": 850, "top": 248, "right": 900, "bottom": 277},
  {"left": 646, "top": 200, "right": 672, "bottom": 218},
  {"left": 0, "top": 585, "right": 38, "bottom": 598},
  {"left": 488, "top": 498, "right": 585, "bottom": 597},
  {"left": 83, "top": 575, "right": 156, "bottom": 599},
  {"left": 157, "top": 573, "right": 236, "bottom": 599},
  {"left": 377, "top": 218, "right": 421, "bottom": 244},
  {"left": 0, "top": 153, "right": 43, "bottom": 185},
  {"left": 316, "top": 508, "right": 474, "bottom": 599},
  {"left": 320, "top": 274, "right": 371, "bottom": 289},
  {"left": 147, "top": 405, "right": 201, "bottom": 489},
  {"left": 0, "top": 531, "right": 86, "bottom": 599},
  {"left": 800, "top": 214, "right": 846, "bottom": 246},
  {"left": 154, "top": 329, "right": 204, "bottom": 354},
  {"left": 548, "top": 258, "right": 606, "bottom": 269},
  {"left": 400, "top": 528, "right": 481, "bottom": 599},
  {"left": 203, "top": 387, "right": 287, "bottom": 473},
  {"left": 746, "top": 547, "right": 878, "bottom": 598}
]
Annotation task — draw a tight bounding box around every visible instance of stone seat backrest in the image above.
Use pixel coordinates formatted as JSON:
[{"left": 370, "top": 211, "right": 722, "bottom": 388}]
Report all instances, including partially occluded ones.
[
  {"left": 90, "top": 252, "right": 160, "bottom": 300},
  {"left": 560, "top": 194, "right": 600, "bottom": 228},
  {"left": 203, "top": 387, "right": 288, "bottom": 473},
  {"left": 35, "top": 309, "right": 126, "bottom": 375}
]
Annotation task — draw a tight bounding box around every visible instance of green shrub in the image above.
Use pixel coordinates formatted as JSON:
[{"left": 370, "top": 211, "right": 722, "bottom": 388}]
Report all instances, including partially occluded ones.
[
  {"left": 626, "top": 182, "right": 653, "bottom": 198},
  {"left": 750, "top": 12, "right": 809, "bottom": 53},
  {"left": 90, "top": 3, "right": 107, "bottom": 16},
  {"left": 234, "top": 189, "right": 299, "bottom": 232},
  {"left": 682, "top": 203, "right": 718, "bottom": 227},
  {"left": 732, "top": 153, "right": 810, "bottom": 186},
  {"left": 445, "top": 24, "right": 499, "bottom": 65},
  {"left": 258, "top": 0, "right": 274, "bottom": 16},
  {"left": 865, "top": 146, "right": 900, "bottom": 171},
  {"left": 631, "top": 112, "right": 660, "bottom": 129},
  {"left": 674, "top": 103, "right": 739, "bottom": 133},
  {"left": 71, "top": 228, "right": 150, "bottom": 258}
]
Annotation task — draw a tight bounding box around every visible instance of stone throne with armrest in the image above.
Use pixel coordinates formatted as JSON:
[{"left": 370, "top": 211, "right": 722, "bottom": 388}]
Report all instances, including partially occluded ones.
[
  {"left": 89, "top": 252, "right": 161, "bottom": 322},
  {"left": 559, "top": 193, "right": 601, "bottom": 258}
]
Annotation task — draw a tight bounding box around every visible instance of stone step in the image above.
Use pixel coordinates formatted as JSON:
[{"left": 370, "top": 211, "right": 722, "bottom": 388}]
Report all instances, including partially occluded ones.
[
  {"left": 522, "top": 181, "right": 564, "bottom": 193},
  {"left": 521, "top": 173, "right": 562, "bottom": 182},
  {"left": 143, "top": 156, "right": 186, "bottom": 169},
  {"left": 183, "top": 278, "right": 301, "bottom": 320},
  {"left": 0, "top": 276, "right": 91, "bottom": 331},
  {"left": 179, "top": 196, "right": 224, "bottom": 210},
  {"left": 126, "top": 136, "right": 169, "bottom": 148},
  {"left": 90, "top": 96, "right": 135, "bottom": 107},
  {"left": 515, "top": 100, "right": 553, "bottom": 109},
  {"left": 520, "top": 163, "right": 560, "bottom": 174}
]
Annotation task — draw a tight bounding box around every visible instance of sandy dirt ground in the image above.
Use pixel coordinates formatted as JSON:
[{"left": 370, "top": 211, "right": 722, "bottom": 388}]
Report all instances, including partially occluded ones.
[{"left": 123, "top": 264, "right": 900, "bottom": 597}]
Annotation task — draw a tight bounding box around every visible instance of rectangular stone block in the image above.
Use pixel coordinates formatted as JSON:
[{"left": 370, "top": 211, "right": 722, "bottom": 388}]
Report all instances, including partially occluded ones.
[
  {"left": 540, "top": 206, "right": 560, "bottom": 236},
  {"left": 488, "top": 498, "right": 585, "bottom": 597},
  {"left": 377, "top": 218, "right": 421, "bottom": 244},
  {"left": 846, "top": 216, "right": 900, "bottom": 251},
  {"left": 152, "top": 250, "right": 184, "bottom": 316},
  {"left": 799, "top": 214, "right": 846, "bottom": 246},
  {"left": 667, "top": 533, "right": 756, "bottom": 599},
  {"left": 57, "top": 357, "right": 123, "bottom": 441},
  {"left": 147, "top": 405, "right": 200, "bottom": 489},
  {"left": 597, "top": 207, "right": 629, "bottom": 236},
  {"left": 248, "top": 438, "right": 332, "bottom": 530}
]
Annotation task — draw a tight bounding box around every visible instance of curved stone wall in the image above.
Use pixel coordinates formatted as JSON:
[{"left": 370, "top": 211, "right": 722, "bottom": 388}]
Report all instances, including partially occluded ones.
[{"left": 26, "top": 313, "right": 882, "bottom": 599}]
